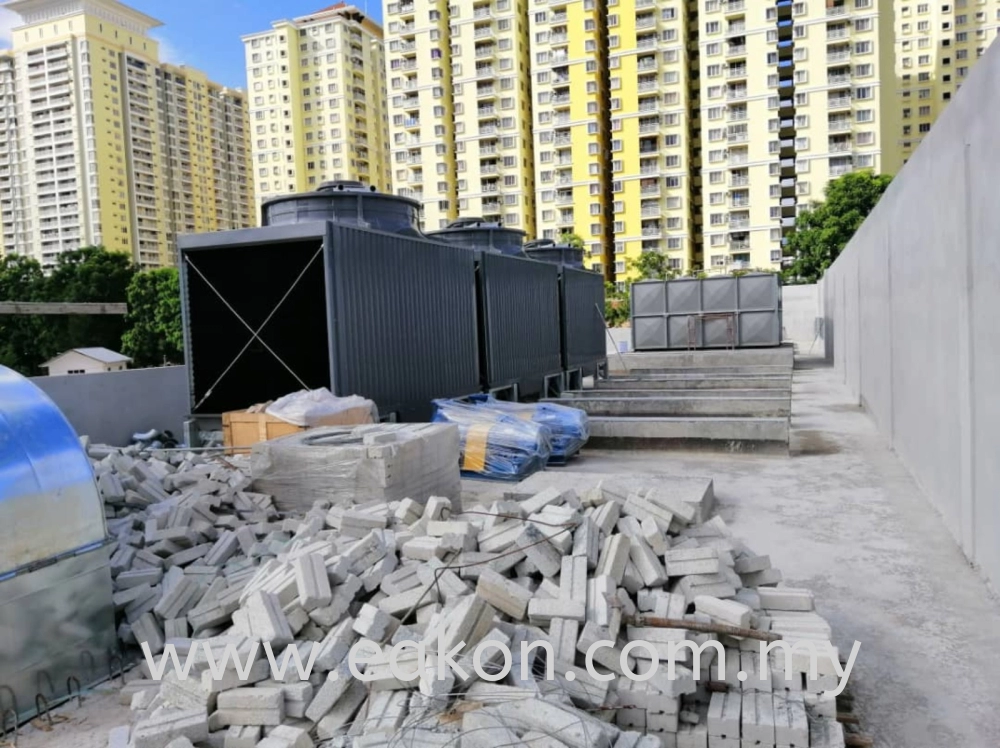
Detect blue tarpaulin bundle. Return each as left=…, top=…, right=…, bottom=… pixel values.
left=467, top=394, right=589, bottom=463
left=432, top=398, right=552, bottom=481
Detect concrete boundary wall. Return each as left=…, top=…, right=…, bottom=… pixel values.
left=31, top=366, right=188, bottom=446
left=821, top=42, right=1000, bottom=589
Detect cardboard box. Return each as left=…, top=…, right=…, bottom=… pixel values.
left=222, top=405, right=374, bottom=453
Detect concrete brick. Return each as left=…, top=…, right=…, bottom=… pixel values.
left=476, top=568, right=532, bottom=619
left=561, top=555, right=589, bottom=602
left=694, top=597, right=751, bottom=628
left=677, top=724, right=708, bottom=748
left=773, top=693, right=808, bottom=748
left=521, top=487, right=566, bottom=515
left=244, top=591, right=294, bottom=646
left=132, top=709, right=209, bottom=748
left=587, top=574, right=617, bottom=629
left=549, top=617, right=580, bottom=664
left=645, top=487, right=696, bottom=525
left=707, top=691, right=741, bottom=739
left=733, top=555, right=770, bottom=575
left=757, top=588, right=815, bottom=612
left=629, top=535, right=667, bottom=588
left=315, top=617, right=356, bottom=671
left=154, top=577, right=203, bottom=621
left=315, top=679, right=369, bottom=740
left=571, top=517, right=600, bottom=570
left=740, top=569, right=783, bottom=588
left=305, top=660, right=355, bottom=722
left=108, top=725, right=131, bottom=748
left=641, top=517, right=670, bottom=555
left=622, top=492, right=673, bottom=528
left=380, top=565, right=422, bottom=596
left=133, top=612, right=165, bottom=655
left=740, top=691, right=774, bottom=745
left=439, top=595, right=495, bottom=651
left=578, top=621, right=633, bottom=675
left=263, top=725, right=313, bottom=748
left=223, top=725, right=261, bottom=748
left=596, top=534, right=631, bottom=585
left=809, top=718, right=846, bottom=748
left=515, top=525, right=562, bottom=577
left=163, top=739, right=195, bottom=748
left=476, top=699, right=619, bottom=748
left=590, top=501, right=620, bottom=536
left=353, top=603, right=398, bottom=642
left=293, top=553, right=333, bottom=611
left=528, top=597, right=586, bottom=624
left=417, top=560, right=470, bottom=599
left=216, top=687, right=284, bottom=712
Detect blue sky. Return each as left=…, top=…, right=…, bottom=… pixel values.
left=0, top=0, right=384, bottom=89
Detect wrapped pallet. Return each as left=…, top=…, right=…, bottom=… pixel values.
left=249, top=422, right=461, bottom=512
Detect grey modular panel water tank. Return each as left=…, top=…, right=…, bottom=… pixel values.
left=560, top=266, right=607, bottom=376
left=179, top=221, right=481, bottom=421
left=261, top=180, right=423, bottom=236
left=477, top=251, right=563, bottom=397
left=522, top=239, right=586, bottom=269
left=631, top=273, right=783, bottom=350
left=426, top=217, right=527, bottom=256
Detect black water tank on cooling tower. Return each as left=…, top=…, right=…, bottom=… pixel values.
left=261, top=180, right=423, bottom=236
left=426, top=217, right=526, bottom=256
left=522, top=238, right=585, bottom=269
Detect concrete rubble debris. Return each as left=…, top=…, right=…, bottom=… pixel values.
left=90, top=443, right=849, bottom=748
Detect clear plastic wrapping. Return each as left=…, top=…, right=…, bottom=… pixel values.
left=250, top=423, right=461, bottom=512
left=432, top=399, right=552, bottom=481
left=467, top=394, right=589, bottom=463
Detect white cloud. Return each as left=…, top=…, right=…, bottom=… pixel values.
left=150, top=33, right=184, bottom=65
left=0, top=7, right=20, bottom=48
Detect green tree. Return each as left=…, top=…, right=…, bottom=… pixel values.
left=559, top=232, right=585, bottom=250
left=0, top=255, right=49, bottom=374
left=784, top=170, right=892, bottom=283
left=40, top=247, right=137, bottom=358
left=122, top=268, right=184, bottom=367
left=604, top=282, right=630, bottom=327
left=630, top=251, right=679, bottom=281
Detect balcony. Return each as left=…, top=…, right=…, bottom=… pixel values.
left=474, top=26, right=495, bottom=39
left=552, top=92, right=571, bottom=105
left=551, top=11, right=567, bottom=22
left=729, top=218, right=750, bottom=229
left=556, top=155, right=573, bottom=165
left=475, top=46, right=496, bottom=59
left=480, top=124, right=498, bottom=135
left=826, top=3, right=847, bottom=16
left=555, top=192, right=574, bottom=204
left=727, top=66, right=748, bottom=79
left=830, top=164, right=853, bottom=177
left=636, top=0, right=654, bottom=6
left=478, top=105, right=496, bottom=117
left=396, top=41, right=416, bottom=53
left=729, top=152, right=749, bottom=165
left=642, top=226, right=662, bottom=236
left=730, top=197, right=750, bottom=208
left=641, top=206, right=661, bottom=217
left=827, top=27, right=850, bottom=40
left=730, top=259, right=751, bottom=269
left=829, top=118, right=852, bottom=131
left=554, top=113, right=571, bottom=125
left=554, top=135, right=571, bottom=146
left=473, top=6, right=492, bottom=18
left=726, top=23, right=746, bottom=37
left=730, top=175, right=750, bottom=187
left=637, top=38, right=658, bottom=50
left=638, top=58, right=657, bottom=71
left=476, top=66, right=496, bottom=78
left=639, top=122, right=661, bottom=134
left=728, top=130, right=748, bottom=143
left=730, top=241, right=751, bottom=251
left=636, top=15, right=656, bottom=29
left=550, top=33, right=568, bottom=43
left=827, top=50, right=851, bottom=63
left=640, top=184, right=661, bottom=196
left=638, top=81, right=659, bottom=92
left=481, top=163, right=499, bottom=174
left=402, top=117, right=421, bottom=129
left=482, top=182, right=500, bottom=193
left=827, top=73, right=852, bottom=86
left=401, top=96, right=419, bottom=109
left=828, top=96, right=852, bottom=109
left=640, top=166, right=659, bottom=175
left=726, top=88, right=748, bottom=101
left=398, top=2, right=414, bottom=14
left=728, top=108, right=748, bottom=122
left=829, top=139, right=852, bottom=152
left=398, top=22, right=415, bottom=34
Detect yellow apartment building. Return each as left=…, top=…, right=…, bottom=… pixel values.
left=242, top=4, right=391, bottom=215
left=607, top=0, right=698, bottom=278
left=529, top=0, right=612, bottom=268
left=695, top=0, right=898, bottom=276
left=384, top=0, right=536, bottom=233
left=0, top=0, right=253, bottom=269
left=896, top=0, right=1000, bottom=159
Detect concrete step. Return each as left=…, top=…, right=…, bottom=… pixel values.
left=564, top=388, right=792, bottom=400
left=588, top=416, right=789, bottom=452
left=621, top=365, right=793, bottom=376
left=609, top=347, right=794, bottom=372
left=596, top=376, right=792, bottom=391
left=547, top=396, right=790, bottom=418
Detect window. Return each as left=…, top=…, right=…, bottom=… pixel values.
left=706, top=21, right=721, bottom=33
left=854, top=41, right=872, bottom=54
left=856, top=109, right=874, bottom=122
left=919, top=123, right=931, bottom=133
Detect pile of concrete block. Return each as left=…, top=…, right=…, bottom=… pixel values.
left=91, top=444, right=849, bottom=748
left=248, top=423, right=462, bottom=512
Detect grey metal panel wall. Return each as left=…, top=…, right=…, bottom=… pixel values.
left=631, top=273, right=782, bottom=350
left=479, top=252, right=562, bottom=395
left=560, top=268, right=607, bottom=373
left=327, top=224, right=480, bottom=421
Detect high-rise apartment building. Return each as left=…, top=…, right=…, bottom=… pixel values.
left=608, top=0, right=699, bottom=278
left=695, top=0, right=899, bottom=275
left=242, top=5, right=391, bottom=214
left=384, top=0, right=536, bottom=233
left=529, top=0, right=611, bottom=267
left=0, top=0, right=253, bottom=269
left=896, top=0, right=1000, bottom=158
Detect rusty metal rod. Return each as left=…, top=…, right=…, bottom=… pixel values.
left=626, top=614, right=783, bottom=643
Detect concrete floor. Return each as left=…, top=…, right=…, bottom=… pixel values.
left=20, top=358, right=1000, bottom=748
left=571, top=358, right=1000, bottom=748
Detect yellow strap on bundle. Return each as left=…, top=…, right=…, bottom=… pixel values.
left=462, top=423, right=493, bottom=472
left=516, top=410, right=535, bottom=421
